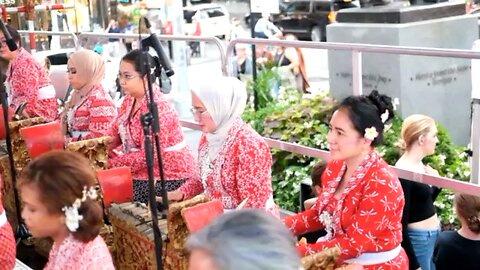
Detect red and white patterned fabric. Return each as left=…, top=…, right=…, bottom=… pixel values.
left=179, top=118, right=278, bottom=215
left=65, top=84, right=117, bottom=140
left=108, top=87, right=197, bottom=181
left=6, top=48, right=58, bottom=122
left=284, top=150, right=408, bottom=269
left=44, top=234, right=114, bottom=270
left=0, top=197, right=15, bottom=269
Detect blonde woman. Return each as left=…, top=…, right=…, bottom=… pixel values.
left=395, top=114, right=441, bottom=270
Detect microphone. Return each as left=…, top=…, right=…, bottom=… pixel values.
left=141, top=17, right=174, bottom=77
left=0, top=19, right=17, bottom=51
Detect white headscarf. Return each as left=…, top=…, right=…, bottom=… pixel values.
left=192, top=76, right=248, bottom=160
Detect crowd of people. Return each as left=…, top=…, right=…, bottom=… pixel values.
left=0, top=23, right=478, bottom=270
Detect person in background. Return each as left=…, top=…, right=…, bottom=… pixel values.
left=433, top=192, right=480, bottom=270
left=395, top=114, right=441, bottom=270
left=108, top=49, right=197, bottom=204
left=273, top=34, right=310, bottom=94
left=166, top=76, right=277, bottom=216
left=254, top=12, right=282, bottom=39
left=231, top=43, right=252, bottom=81
left=61, top=49, right=117, bottom=141
left=284, top=90, right=407, bottom=269
left=18, top=151, right=114, bottom=269
left=187, top=209, right=301, bottom=270
left=0, top=25, right=58, bottom=121
left=303, top=160, right=327, bottom=210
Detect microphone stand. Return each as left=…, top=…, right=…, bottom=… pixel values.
left=139, top=39, right=171, bottom=270
left=0, top=69, right=30, bottom=243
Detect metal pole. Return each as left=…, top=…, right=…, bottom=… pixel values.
left=352, top=50, right=362, bottom=96
left=471, top=99, right=480, bottom=184
left=166, top=0, right=190, bottom=119
left=249, top=12, right=258, bottom=110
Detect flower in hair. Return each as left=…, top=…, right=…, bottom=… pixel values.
left=393, top=98, right=400, bottom=111
left=62, top=186, right=98, bottom=232
left=380, top=110, right=389, bottom=123
left=364, top=127, right=378, bottom=141
left=63, top=204, right=83, bottom=232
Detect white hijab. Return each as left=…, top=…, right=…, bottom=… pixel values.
left=192, top=76, right=248, bottom=160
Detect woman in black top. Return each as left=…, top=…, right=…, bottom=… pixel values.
left=433, top=193, right=480, bottom=270
left=395, top=114, right=441, bottom=270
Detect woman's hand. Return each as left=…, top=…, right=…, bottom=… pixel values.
left=156, top=190, right=184, bottom=203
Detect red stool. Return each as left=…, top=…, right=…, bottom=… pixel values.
left=96, top=167, right=133, bottom=208
left=0, top=107, right=13, bottom=140
left=19, top=121, right=64, bottom=159
left=181, top=200, right=224, bottom=233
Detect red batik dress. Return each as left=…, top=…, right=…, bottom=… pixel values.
left=44, top=234, right=114, bottom=270
left=179, top=118, right=278, bottom=216
left=108, top=87, right=196, bottom=202
left=284, top=150, right=408, bottom=269
left=6, top=48, right=58, bottom=121
left=0, top=180, right=15, bottom=269
left=66, top=84, right=117, bottom=140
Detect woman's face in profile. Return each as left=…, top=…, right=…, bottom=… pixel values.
left=191, top=92, right=216, bottom=133
left=421, top=124, right=439, bottom=156
left=327, top=109, right=370, bottom=161
left=188, top=249, right=218, bottom=270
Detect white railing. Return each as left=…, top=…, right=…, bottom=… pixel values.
left=179, top=119, right=480, bottom=197
left=17, top=30, right=79, bottom=50
left=76, top=33, right=228, bottom=75
left=225, top=38, right=480, bottom=185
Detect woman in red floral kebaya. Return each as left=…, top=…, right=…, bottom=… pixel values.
left=108, top=49, right=197, bottom=203
left=284, top=91, right=408, bottom=269
left=166, top=76, right=277, bottom=216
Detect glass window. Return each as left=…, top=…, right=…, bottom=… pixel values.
left=206, top=8, right=225, bottom=18
left=286, top=2, right=310, bottom=12
left=314, top=2, right=333, bottom=12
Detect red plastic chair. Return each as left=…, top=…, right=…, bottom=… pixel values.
left=96, top=166, right=133, bottom=208
left=181, top=200, right=224, bottom=233
left=0, top=107, right=14, bottom=140
left=19, top=121, right=64, bottom=159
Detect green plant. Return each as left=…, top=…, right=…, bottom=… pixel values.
left=245, top=64, right=280, bottom=110
left=251, top=92, right=335, bottom=212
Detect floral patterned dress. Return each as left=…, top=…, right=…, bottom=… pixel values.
left=284, top=150, right=408, bottom=269
left=65, top=84, right=117, bottom=140
left=108, top=87, right=197, bottom=202
left=0, top=198, right=15, bottom=269
left=44, top=234, right=114, bottom=270
left=6, top=48, right=58, bottom=121
left=179, top=118, right=277, bottom=215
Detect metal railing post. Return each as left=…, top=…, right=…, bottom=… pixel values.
left=352, top=50, right=363, bottom=96
left=471, top=99, right=480, bottom=184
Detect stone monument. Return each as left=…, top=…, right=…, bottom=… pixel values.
left=327, top=2, right=478, bottom=145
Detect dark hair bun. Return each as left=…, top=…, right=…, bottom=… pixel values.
left=367, top=90, right=395, bottom=123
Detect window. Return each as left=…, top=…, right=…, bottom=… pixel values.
left=314, top=2, right=333, bottom=12
left=183, top=10, right=197, bottom=23
left=286, top=2, right=310, bottom=12
left=206, top=8, right=225, bottom=18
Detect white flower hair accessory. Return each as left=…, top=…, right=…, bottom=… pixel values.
left=393, top=98, right=400, bottom=111
left=380, top=110, right=389, bottom=123
left=62, top=186, right=98, bottom=232
left=364, top=127, right=378, bottom=141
